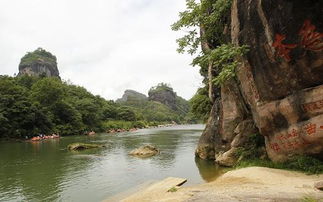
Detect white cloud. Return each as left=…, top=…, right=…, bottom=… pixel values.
left=0, top=0, right=203, bottom=100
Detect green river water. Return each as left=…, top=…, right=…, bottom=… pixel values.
left=0, top=124, right=224, bottom=202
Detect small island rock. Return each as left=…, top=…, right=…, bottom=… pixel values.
left=129, top=145, right=159, bottom=157
left=67, top=143, right=104, bottom=151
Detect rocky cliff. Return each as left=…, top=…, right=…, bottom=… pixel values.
left=148, top=83, right=190, bottom=114
left=196, top=0, right=323, bottom=165
left=18, top=48, right=60, bottom=79
left=116, top=90, right=147, bottom=103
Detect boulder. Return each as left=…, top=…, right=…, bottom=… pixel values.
left=315, top=181, right=323, bottom=191
left=215, top=147, right=238, bottom=167
left=129, top=145, right=159, bottom=158
left=67, top=143, right=104, bottom=151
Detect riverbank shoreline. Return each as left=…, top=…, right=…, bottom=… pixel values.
left=119, top=167, right=323, bottom=202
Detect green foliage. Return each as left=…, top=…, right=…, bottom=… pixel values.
left=301, top=195, right=319, bottom=202
left=0, top=76, right=136, bottom=138
left=234, top=133, right=323, bottom=175
left=116, top=106, right=137, bottom=121
left=147, top=83, right=189, bottom=118
left=0, top=76, right=185, bottom=139
left=236, top=156, right=323, bottom=175
left=120, top=99, right=182, bottom=123
left=103, top=120, right=147, bottom=130
left=189, top=87, right=211, bottom=122
left=210, top=44, right=249, bottom=85
left=167, top=187, right=178, bottom=192
left=20, top=48, right=57, bottom=67
left=148, top=83, right=174, bottom=95
left=171, top=0, right=232, bottom=54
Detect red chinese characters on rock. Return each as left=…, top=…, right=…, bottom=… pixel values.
left=277, top=128, right=298, bottom=141
left=272, top=34, right=297, bottom=62
left=272, top=20, right=323, bottom=62
left=270, top=122, right=320, bottom=153
left=303, top=123, right=316, bottom=136
left=302, top=99, right=323, bottom=112
left=299, top=20, right=323, bottom=51
left=269, top=143, right=281, bottom=152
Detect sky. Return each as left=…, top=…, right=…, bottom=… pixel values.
left=0, top=0, right=203, bottom=100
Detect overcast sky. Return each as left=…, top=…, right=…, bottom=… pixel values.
left=0, top=0, right=203, bottom=100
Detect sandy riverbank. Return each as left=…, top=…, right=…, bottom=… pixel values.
left=120, top=167, right=323, bottom=202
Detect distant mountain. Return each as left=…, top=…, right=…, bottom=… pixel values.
left=116, top=89, right=147, bottom=103
left=117, top=83, right=190, bottom=123
left=148, top=83, right=189, bottom=114
left=18, top=48, right=60, bottom=79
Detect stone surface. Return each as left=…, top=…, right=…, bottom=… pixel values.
left=196, top=0, right=323, bottom=164
left=18, top=48, right=60, bottom=79
left=120, top=177, right=187, bottom=202
left=148, top=84, right=189, bottom=113
left=129, top=145, right=159, bottom=158
left=314, top=181, right=323, bottom=191
left=116, top=90, right=148, bottom=103
left=117, top=167, right=323, bottom=202
left=195, top=101, right=220, bottom=160
left=215, top=147, right=238, bottom=167
left=67, top=143, right=104, bottom=151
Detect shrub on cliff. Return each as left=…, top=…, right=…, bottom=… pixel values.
left=20, top=48, right=57, bottom=67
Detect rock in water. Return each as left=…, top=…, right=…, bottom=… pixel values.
left=18, top=48, right=60, bottom=79
left=67, top=143, right=104, bottom=151
left=129, top=145, right=159, bottom=157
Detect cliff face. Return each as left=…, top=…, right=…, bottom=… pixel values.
left=148, top=83, right=190, bottom=114
left=196, top=0, right=323, bottom=165
left=18, top=48, right=60, bottom=79
left=116, top=90, right=148, bottom=103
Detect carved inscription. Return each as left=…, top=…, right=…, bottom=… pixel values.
left=302, top=99, right=323, bottom=112
left=272, top=20, right=323, bottom=62
left=269, top=122, right=322, bottom=152
left=299, top=20, right=323, bottom=51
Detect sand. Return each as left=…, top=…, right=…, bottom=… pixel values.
left=119, top=167, right=323, bottom=202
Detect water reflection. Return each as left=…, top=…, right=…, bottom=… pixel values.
left=194, top=157, right=226, bottom=182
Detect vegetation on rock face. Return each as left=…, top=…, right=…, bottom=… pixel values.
left=148, top=83, right=190, bottom=115
left=172, top=0, right=248, bottom=120
left=116, top=90, right=147, bottom=103
left=18, top=48, right=60, bottom=78
left=118, top=83, right=191, bottom=123
left=233, top=133, right=323, bottom=175
left=20, top=48, right=57, bottom=67
left=189, top=87, right=212, bottom=122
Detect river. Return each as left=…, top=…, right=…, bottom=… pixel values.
left=0, top=124, right=223, bottom=202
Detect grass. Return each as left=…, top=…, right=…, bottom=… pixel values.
left=167, top=187, right=178, bottom=192
left=233, top=133, right=323, bottom=175
left=301, top=195, right=320, bottom=202
left=235, top=155, right=323, bottom=175
left=102, top=120, right=169, bottom=130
